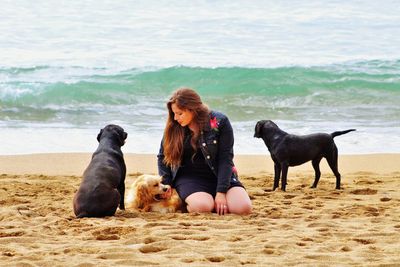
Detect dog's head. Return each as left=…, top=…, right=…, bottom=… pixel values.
left=97, top=124, right=128, bottom=146
left=128, top=175, right=170, bottom=209
left=254, top=120, right=275, bottom=138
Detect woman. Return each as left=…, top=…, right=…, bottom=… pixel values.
left=157, top=88, right=252, bottom=215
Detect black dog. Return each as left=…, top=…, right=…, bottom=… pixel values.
left=73, top=124, right=128, bottom=218
left=254, top=120, right=355, bottom=191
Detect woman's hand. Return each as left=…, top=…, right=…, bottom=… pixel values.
left=215, top=192, right=228, bottom=215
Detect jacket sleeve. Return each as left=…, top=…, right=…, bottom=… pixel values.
left=216, top=115, right=234, bottom=193
left=157, top=138, right=173, bottom=185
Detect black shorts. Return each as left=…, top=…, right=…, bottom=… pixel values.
left=174, top=178, right=245, bottom=201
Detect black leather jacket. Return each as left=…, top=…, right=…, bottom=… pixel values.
left=157, top=110, right=238, bottom=193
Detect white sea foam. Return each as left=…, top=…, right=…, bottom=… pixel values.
left=1, top=121, right=399, bottom=155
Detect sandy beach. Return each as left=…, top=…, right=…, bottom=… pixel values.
left=1, top=153, right=399, bottom=266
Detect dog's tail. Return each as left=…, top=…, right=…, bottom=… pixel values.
left=331, top=129, right=356, bottom=138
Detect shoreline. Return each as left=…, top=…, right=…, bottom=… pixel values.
left=1, top=153, right=399, bottom=176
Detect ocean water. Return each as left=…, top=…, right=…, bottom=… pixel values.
left=1, top=1, right=400, bottom=155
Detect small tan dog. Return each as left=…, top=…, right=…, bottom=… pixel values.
left=126, top=174, right=182, bottom=213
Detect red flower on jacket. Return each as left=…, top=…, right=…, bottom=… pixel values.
left=232, top=165, right=238, bottom=174
left=210, top=117, right=219, bottom=131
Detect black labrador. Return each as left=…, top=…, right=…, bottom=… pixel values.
left=254, top=120, right=355, bottom=191
left=73, top=124, right=128, bottom=218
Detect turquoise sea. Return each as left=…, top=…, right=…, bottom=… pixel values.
left=1, top=1, right=399, bottom=155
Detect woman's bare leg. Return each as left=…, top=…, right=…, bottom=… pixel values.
left=185, top=192, right=214, bottom=213
left=226, top=187, right=252, bottom=215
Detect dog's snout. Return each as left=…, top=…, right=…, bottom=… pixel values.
left=161, top=184, right=171, bottom=192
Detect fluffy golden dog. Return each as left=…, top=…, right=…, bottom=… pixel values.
left=126, top=174, right=182, bottom=213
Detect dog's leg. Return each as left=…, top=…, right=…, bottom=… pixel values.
left=118, top=176, right=125, bottom=210
left=311, top=157, right=322, bottom=188
left=273, top=162, right=281, bottom=191
left=119, top=164, right=126, bottom=210
left=281, top=163, right=289, bottom=191
left=326, top=145, right=341, bottom=189
left=101, top=189, right=120, bottom=217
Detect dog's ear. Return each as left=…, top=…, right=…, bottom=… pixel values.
left=119, top=131, right=128, bottom=146
left=160, top=175, right=168, bottom=185
left=113, top=128, right=127, bottom=146
left=254, top=121, right=265, bottom=138
left=97, top=128, right=104, bottom=142
left=135, top=181, right=152, bottom=209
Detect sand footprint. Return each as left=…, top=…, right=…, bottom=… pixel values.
left=354, top=178, right=383, bottom=185
left=263, top=245, right=281, bottom=255
left=350, top=188, right=377, bottom=195
left=363, top=206, right=380, bottom=217
left=94, top=234, right=119, bottom=240
left=380, top=197, right=391, bottom=202
left=169, top=234, right=209, bottom=241
left=191, top=236, right=210, bottom=241
left=143, top=236, right=160, bottom=244
left=206, top=256, right=225, bottom=262
left=170, top=235, right=187, bottom=240
left=92, top=226, right=136, bottom=240
left=178, top=221, right=206, bottom=227
left=264, top=207, right=282, bottom=218
left=143, top=222, right=173, bottom=228
left=139, top=244, right=168, bottom=253
left=304, top=254, right=333, bottom=261
left=0, top=231, right=25, bottom=238
left=341, top=246, right=352, bottom=252
left=229, top=236, right=243, bottom=242
left=252, top=191, right=269, bottom=196
left=1, top=250, right=16, bottom=257
left=301, top=205, right=315, bottom=210
left=178, top=222, right=192, bottom=227
left=353, top=238, right=375, bottom=245
left=181, top=258, right=196, bottom=263
left=240, top=259, right=257, bottom=265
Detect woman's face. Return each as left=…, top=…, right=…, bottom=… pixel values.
left=171, top=103, right=194, bottom=128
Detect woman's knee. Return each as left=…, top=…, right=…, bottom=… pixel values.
left=185, top=192, right=214, bottom=213
left=230, top=202, right=252, bottom=215
left=226, top=187, right=252, bottom=215
left=187, top=201, right=214, bottom=213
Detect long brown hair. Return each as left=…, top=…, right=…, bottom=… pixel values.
left=163, top=88, right=210, bottom=168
